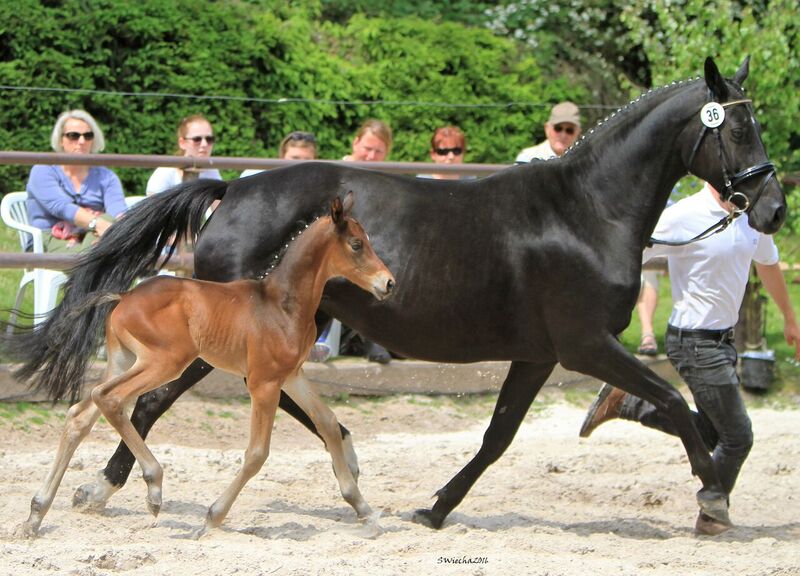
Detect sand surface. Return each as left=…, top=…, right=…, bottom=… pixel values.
left=1, top=390, right=798, bottom=575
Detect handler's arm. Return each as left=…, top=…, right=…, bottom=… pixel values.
left=755, top=262, right=800, bottom=359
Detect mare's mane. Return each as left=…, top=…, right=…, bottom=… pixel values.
left=563, top=76, right=704, bottom=156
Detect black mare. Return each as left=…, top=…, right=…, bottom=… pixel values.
left=12, top=57, right=784, bottom=530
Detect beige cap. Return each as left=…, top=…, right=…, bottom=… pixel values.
left=547, top=101, right=581, bottom=128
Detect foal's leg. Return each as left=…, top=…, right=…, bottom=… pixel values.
left=413, top=361, right=555, bottom=529
left=283, top=371, right=371, bottom=518
left=566, top=336, right=729, bottom=525
left=74, top=359, right=215, bottom=509
left=195, top=377, right=282, bottom=538
left=91, top=362, right=189, bottom=518
left=16, top=397, right=102, bottom=537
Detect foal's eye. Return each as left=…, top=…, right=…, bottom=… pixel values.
left=350, top=238, right=363, bottom=251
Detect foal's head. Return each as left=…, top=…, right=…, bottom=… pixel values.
left=325, top=192, right=395, bottom=301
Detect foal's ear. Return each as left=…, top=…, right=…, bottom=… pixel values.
left=704, top=57, right=728, bottom=101
left=330, top=196, right=347, bottom=231
left=342, top=190, right=355, bottom=216
left=732, top=55, right=750, bottom=87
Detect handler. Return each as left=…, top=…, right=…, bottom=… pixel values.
left=579, top=181, right=800, bottom=535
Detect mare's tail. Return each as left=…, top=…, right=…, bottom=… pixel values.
left=4, top=179, right=229, bottom=403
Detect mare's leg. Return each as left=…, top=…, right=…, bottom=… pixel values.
left=197, top=377, right=282, bottom=537
left=74, top=359, right=214, bottom=509
left=16, top=396, right=102, bottom=537
left=91, top=361, right=190, bottom=518
left=283, top=371, right=371, bottom=517
left=565, top=335, right=729, bottom=525
left=413, top=361, right=556, bottom=529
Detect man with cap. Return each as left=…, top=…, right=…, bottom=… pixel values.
left=516, top=101, right=582, bottom=162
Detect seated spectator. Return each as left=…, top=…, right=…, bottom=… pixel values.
left=417, top=125, right=475, bottom=180
left=146, top=114, right=222, bottom=194
left=342, top=118, right=391, bottom=162
left=241, top=131, right=317, bottom=178
left=516, top=101, right=582, bottom=162
left=337, top=119, right=394, bottom=363
left=25, top=109, right=128, bottom=251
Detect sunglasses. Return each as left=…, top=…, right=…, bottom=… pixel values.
left=434, top=147, right=463, bottom=156
left=286, top=131, right=316, bottom=143
left=185, top=135, right=216, bottom=144
left=63, top=131, right=95, bottom=141
left=553, top=124, right=576, bottom=135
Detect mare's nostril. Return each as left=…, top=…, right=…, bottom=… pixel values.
left=386, top=279, right=395, bottom=293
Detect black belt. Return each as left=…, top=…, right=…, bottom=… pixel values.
left=667, top=325, right=735, bottom=342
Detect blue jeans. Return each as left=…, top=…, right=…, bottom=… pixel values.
left=619, top=326, right=753, bottom=496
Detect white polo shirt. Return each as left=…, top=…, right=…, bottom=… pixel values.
left=644, top=185, right=779, bottom=330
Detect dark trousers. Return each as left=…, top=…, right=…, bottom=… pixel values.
left=619, top=326, right=753, bottom=496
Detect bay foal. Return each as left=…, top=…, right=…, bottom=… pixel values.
left=18, top=193, right=394, bottom=538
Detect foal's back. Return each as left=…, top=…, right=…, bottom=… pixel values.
left=108, top=275, right=306, bottom=378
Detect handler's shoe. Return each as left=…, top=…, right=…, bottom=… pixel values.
left=579, top=383, right=627, bottom=438
left=694, top=512, right=733, bottom=536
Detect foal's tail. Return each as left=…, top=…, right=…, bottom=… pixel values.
left=5, top=179, right=229, bottom=403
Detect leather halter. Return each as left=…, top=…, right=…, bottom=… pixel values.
left=650, top=95, right=776, bottom=247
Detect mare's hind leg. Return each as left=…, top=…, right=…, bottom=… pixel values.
left=91, top=361, right=190, bottom=519
left=565, top=336, right=729, bottom=525
left=74, top=359, right=214, bottom=509
left=196, top=377, right=282, bottom=538
left=413, top=361, right=555, bottom=529
left=283, top=371, right=371, bottom=518
left=16, top=397, right=102, bottom=537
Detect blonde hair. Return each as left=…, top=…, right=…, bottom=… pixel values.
left=354, top=119, right=392, bottom=152
left=50, top=109, right=106, bottom=153
left=175, top=114, right=213, bottom=155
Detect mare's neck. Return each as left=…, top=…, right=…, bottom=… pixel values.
left=571, top=84, right=703, bottom=247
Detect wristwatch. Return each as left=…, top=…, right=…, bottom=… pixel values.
left=87, top=218, right=97, bottom=232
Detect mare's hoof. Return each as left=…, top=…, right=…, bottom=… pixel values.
left=695, top=512, right=733, bottom=536
left=72, top=483, right=107, bottom=511
left=411, top=508, right=444, bottom=529
left=695, top=490, right=730, bottom=525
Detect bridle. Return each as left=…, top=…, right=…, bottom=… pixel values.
left=650, top=93, right=776, bottom=247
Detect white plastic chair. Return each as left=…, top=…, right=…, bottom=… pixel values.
left=1, top=192, right=68, bottom=326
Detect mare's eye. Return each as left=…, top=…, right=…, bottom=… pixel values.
left=350, top=238, right=363, bottom=251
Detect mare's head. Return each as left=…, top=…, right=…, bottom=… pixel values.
left=327, top=192, right=395, bottom=300
left=684, top=56, right=785, bottom=234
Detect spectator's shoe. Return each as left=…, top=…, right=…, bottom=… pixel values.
left=365, top=340, right=391, bottom=364
left=308, top=340, right=331, bottom=363
left=637, top=332, right=658, bottom=356
left=694, top=512, right=733, bottom=536
left=579, top=383, right=627, bottom=438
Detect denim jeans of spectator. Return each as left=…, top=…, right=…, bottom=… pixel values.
left=618, top=327, right=753, bottom=496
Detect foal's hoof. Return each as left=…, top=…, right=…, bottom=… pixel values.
left=695, top=512, right=733, bottom=536
left=14, top=521, right=39, bottom=539
left=411, top=508, right=445, bottom=529
left=72, top=483, right=107, bottom=511
left=146, top=496, right=161, bottom=518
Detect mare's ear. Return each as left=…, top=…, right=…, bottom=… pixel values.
left=342, top=190, right=355, bottom=216
left=704, top=57, right=729, bottom=101
left=732, top=55, right=750, bottom=86
left=330, top=196, right=347, bottom=231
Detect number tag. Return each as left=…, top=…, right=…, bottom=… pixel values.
left=701, top=102, right=725, bottom=128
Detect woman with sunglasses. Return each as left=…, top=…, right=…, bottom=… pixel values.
left=417, top=125, right=475, bottom=180
left=25, top=109, right=128, bottom=250
left=515, top=101, right=582, bottom=162
left=146, top=114, right=222, bottom=195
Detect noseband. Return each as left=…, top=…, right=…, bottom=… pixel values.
left=650, top=95, right=776, bottom=248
